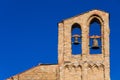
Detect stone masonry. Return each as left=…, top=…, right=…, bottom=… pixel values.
left=7, top=10, right=110, bottom=80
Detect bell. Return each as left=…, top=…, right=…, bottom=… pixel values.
left=72, top=34, right=80, bottom=45
left=91, top=38, right=99, bottom=49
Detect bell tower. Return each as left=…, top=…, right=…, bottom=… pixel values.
left=58, top=10, right=110, bottom=80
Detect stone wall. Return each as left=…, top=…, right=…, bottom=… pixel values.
left=7, top=64, right=58, bottom=80
left=58, top=10, right=110, bottom=80
left=7, top=10, right=110, bottom=80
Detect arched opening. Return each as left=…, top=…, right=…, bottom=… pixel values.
left=89, top=18, right=102, bottom=54
left=71, top=23, right=82, bottom=55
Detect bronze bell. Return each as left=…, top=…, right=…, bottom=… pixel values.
left=91, top=38, right=99, bottom=49
left=72, top=34, right=81, bottom=45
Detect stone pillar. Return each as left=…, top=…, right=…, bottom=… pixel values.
left=58, top=22, right=64, bottom=65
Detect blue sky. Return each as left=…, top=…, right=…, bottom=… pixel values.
left=0, top=0, right=120, bottom=80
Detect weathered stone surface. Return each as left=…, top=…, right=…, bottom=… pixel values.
left=7, top=64, right=58, bottom=80
left=7, top=9, right=110, bottom=80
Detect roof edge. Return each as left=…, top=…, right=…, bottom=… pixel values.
left=59, top=9, right=109, bottom=23
left=6, top=63, right=58, bottom=80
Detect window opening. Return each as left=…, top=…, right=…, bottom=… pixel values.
left=72, top=23, right=82, bottom=55
left=89, top=18, right=101, bottom=54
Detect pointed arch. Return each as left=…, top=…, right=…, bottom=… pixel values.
left=88, top=15, right=104, bottom=54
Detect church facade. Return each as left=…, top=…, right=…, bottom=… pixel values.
left=7, top=10, right=110, bottom=80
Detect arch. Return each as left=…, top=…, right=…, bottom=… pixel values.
left=71, top=23, right=82, bottom=55
left=98, top=64, right=104, bottom=70
left=87, top=14, right=104, bottom=26
left=88, top=64, right=93, bottom=69
left=93, top=64, right=99, bottom=69
left=77, top=64, right=82, bottom=68
left=64, top=65, right=69, bottom=69
left=88, top=15, right=103, bottom=54
left=71, top=64, right=76, bottom=68
left=71, top=23, right=81, bottom=29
